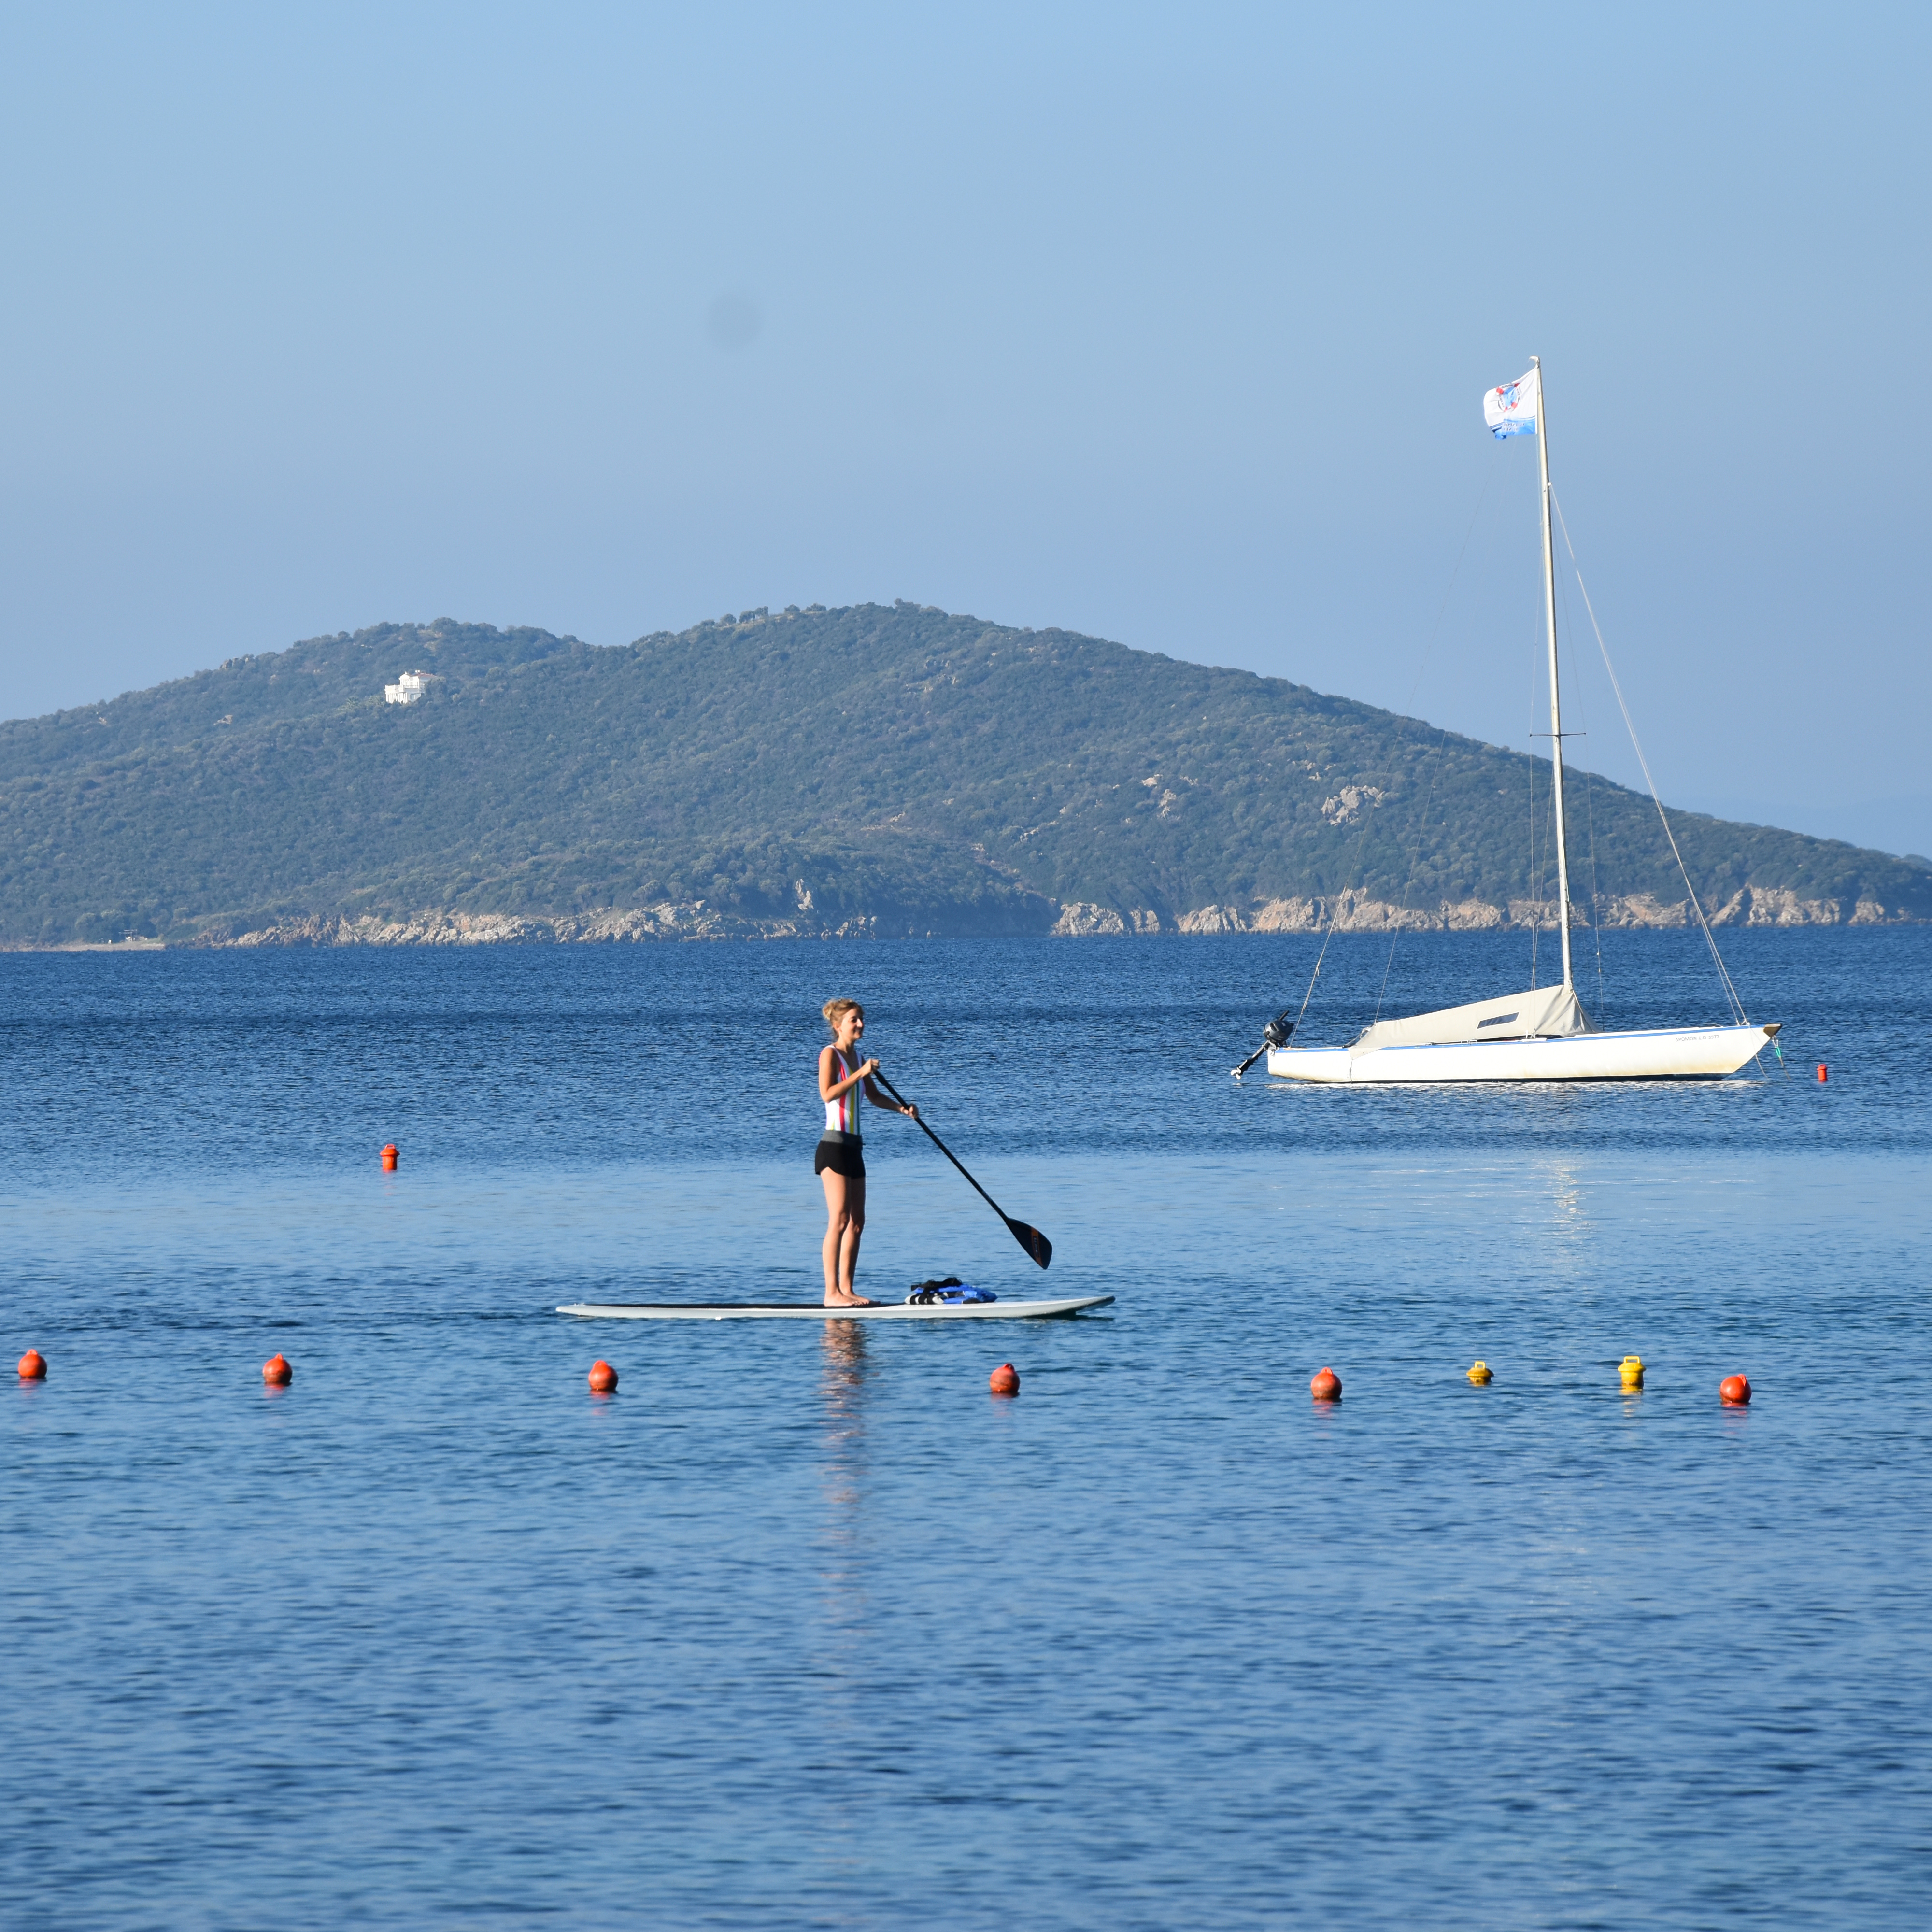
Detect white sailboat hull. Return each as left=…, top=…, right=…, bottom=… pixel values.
left=1266, top=1023, right=1778, bottom=1084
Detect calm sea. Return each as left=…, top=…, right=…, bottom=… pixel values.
left=4, top=929, right=1928, bottom=1929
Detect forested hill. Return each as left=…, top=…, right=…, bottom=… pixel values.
left=1, top=602, right=1926, bottom=945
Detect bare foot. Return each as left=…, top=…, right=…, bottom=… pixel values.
left=823, top=1293, right=876, bottom=1307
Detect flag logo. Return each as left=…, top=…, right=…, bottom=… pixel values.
left=1483, top=367, right=1539, bottom=439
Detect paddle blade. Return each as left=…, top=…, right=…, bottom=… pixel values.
left=1007, top=1218, right=1052, bottom=1269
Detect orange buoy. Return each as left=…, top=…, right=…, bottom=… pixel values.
left=1310, top=1366, right=1341, bottom=1401
left=588, top=1359, right=618, bottom=1394
left=1720, top=1373, right=1752, bottom=1406
left=1816, top=1064, right=1827, bottom=1083
left=18, top=1348, right=47, bottom=1380
left=262, top=1352, right=292, bottom=1386
left=988, top=1362, right=1020, bottom=1397
left=381, top=1142, right=399, bottom=1170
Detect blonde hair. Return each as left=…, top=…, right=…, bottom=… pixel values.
left=822, top=997, right=864, bottom=1032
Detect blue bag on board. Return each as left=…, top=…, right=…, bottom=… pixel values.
left=905, top=1277, right=998, bottom=1306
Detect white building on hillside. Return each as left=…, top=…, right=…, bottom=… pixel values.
left=384, top=670, right=435, bottom=705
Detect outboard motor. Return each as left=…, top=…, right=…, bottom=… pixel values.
left=1231, top=1009, right=1295, bottom=1080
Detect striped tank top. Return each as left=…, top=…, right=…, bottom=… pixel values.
left=823, top=1045, right=865, bottom=1137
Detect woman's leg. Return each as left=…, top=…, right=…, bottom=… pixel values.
left=821, top=1168, right=849, bottom=1300
left=820, top=1168, right=869, bottom=1305
left=839, top=1176, right=866, bottom=1299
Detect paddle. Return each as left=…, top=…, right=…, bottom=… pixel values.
left=870, top=1069, right=1052, bottom=1270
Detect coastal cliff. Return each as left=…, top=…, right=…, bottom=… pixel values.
left=3, top=604, right=1926, bottom=945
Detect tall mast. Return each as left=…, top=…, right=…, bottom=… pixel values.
left=1534, top=355, right=1574, bottom=990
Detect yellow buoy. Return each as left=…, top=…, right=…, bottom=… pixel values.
left=1468, top=1360, right=1493, bottom=1384
left=1619, top=1354, right=1645, bottom=1389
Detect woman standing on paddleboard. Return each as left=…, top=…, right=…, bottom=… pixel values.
left=817, top=999, right=916, bottom=1307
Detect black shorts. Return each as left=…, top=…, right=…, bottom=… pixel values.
left=814, top=1137, right=866, bottom=1179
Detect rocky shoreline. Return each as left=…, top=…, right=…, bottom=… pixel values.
left=1134, top=885, right=1904, bottom=935
left=1, top=882, right=1905, bottom=951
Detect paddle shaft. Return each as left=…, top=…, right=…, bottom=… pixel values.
left=869, top=1070, right=1051, bottom=1268
left=869, top=1070, right=1007, bottom=1220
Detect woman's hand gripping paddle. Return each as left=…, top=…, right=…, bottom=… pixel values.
left=871, top=1070, right=1052, bottom=1269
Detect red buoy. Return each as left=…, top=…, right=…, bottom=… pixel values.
left=1720, top=1373, right=1752, bottom=1406
left=381, top=1142, right=399, bottom=1170
left=1817, top=1065, right=1827, bottom=1083
left=1310, top=1366, right=1342, bottom=1401
left=262, top=1353, right=292, bottom=1386
left=988, top=1362, right=1020, bottom=1397
left=18, top=1348, right=47, bottom=1380
left=588, top=1360, right=618, bottom=1394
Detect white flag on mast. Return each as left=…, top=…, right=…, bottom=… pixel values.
left=1483, top=367, right=1539, bottom=438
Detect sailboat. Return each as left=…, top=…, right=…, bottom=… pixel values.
left=1266, top=360, right=1781, bottom=1084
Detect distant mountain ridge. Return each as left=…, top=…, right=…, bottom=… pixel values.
left=1, top=602, right=1926, bottom=945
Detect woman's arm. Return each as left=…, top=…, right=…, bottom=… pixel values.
left=862, top=1076, right=916, bottom=1119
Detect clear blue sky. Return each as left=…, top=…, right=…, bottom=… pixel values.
left=3, top=2, right=1926, bottom=856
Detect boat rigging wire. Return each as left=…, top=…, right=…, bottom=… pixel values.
left=1550, top=492, right=1750, bottom=1027
left=1295, top=466, right=1495, bottom=1037
left=1581, top=754, right=1608, bottom=1022
left=1554, top=544, right=1611, bottom=1022
left=1527, top=552, right=1545, bottom=990
left=1371, top=739, right=1448, bottom=1028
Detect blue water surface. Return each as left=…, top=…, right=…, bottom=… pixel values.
left=3, top=929, right=1928, bottom=1929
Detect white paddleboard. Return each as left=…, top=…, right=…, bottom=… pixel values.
left=555, top=1294, right=1114, bottom=1321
